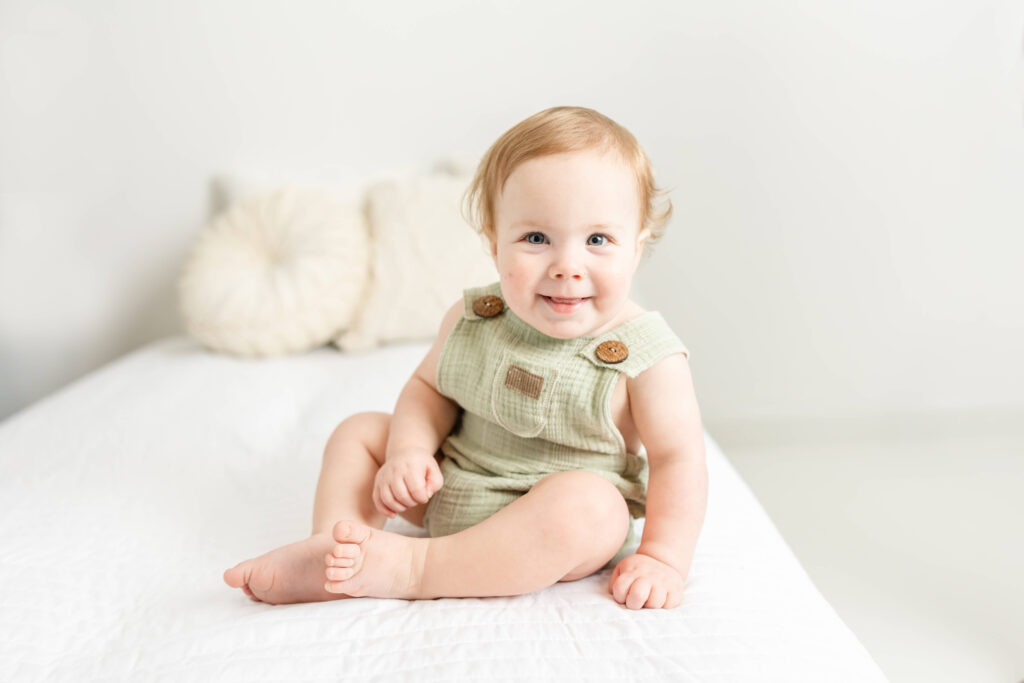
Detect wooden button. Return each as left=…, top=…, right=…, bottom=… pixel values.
left=595, top=340, right=629, bottom=364
left=472, top=295, right=504, bottom=318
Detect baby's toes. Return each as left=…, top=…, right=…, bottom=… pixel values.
left=330, top=541, right=361, bottom=563
left=325, top=554, right=355, bottom=568
left=325, top=564, right=357, bottom=582
left=332, top=520, right=372, bottom=545
left=325, top=543, right=362, bottom=581
left=325, top=521, right=374, bottom=592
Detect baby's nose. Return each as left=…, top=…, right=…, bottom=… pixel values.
left=549, top=245, right=587, bottom=280
left=549, top=261, right=586, bottom=280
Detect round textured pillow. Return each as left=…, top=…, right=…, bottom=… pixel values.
left=178, top=187, right=370, bottom=357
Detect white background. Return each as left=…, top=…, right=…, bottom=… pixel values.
left=2, top=0, right=1021, bottom=428
left=4, top=0, right=1019, bottom=428
left=2, top=2, right=1023, bottom=680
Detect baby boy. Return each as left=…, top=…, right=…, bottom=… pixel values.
left=224, top=106, right=708, bottom=610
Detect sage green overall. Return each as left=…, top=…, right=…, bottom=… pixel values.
left=422, top=282, right=689, bottom=565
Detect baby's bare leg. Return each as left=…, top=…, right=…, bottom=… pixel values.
left=324, top=470, right=630, bottom=599
left=312, top=412, right=391, bottom=533
left=224, top=411, right=419, bottom=604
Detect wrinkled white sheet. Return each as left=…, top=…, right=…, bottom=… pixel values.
left=0, top=337, right=887, bottom=682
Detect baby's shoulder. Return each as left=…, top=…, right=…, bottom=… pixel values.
left=437, top=298, right=465, bottom=344
left=605, top=303, right=687, bottom=370
left=623, top=348, right=692, bottom=418
left=410, top=298, right=465, bottom=392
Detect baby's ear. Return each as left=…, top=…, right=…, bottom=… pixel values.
left=633, top=228, right=652, bottom=266
left=636, top=227, right=651, bottom=250
left=637, top=227, right=651, bottom=247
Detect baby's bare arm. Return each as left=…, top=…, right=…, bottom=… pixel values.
left=386, top=300, right=463, bottom=458
left=630, top=353, right=707, bottom=574
left=373, top=300, right=464, bottom=517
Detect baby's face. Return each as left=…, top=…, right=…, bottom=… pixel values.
left=490, top=148, right=648, bottom=339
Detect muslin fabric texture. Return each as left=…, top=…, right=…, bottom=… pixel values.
left=424, top=282, right=689, bottom=562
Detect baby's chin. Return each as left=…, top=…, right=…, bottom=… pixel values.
left=527, top=312, right=610, bottom=340
left=536, top=325, right=585, bottom=340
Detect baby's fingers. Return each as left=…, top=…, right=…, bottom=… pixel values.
left=645, top=584, right=668, bottom=610
left=625, top=577, right=652, bottom=611
left=372, top=485, right=395, bottom=518
left=610, top=571, right=635, bottom=605
left=390, top=477, right=419, bottom=508
left=425, top=459, right=444, bottom=496
left=611, top=571, right=652, bottom=610
left=377, top=485, right=404, bottom=517
left=402, top=472, right=431, bottom=505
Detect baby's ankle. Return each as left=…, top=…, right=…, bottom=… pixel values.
left=406, top=537, right=432, bottom=599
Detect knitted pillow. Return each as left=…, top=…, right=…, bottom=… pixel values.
left=333, top=171, right=498, bottom=351
left=178, top=187, right=369, bottom=357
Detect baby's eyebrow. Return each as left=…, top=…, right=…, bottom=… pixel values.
left=510, top=220, right=623, bottom=231
left=510, top=220, right=550, bottom=230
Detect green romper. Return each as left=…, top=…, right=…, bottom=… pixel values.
left=423, top=282, right=689, bottom=564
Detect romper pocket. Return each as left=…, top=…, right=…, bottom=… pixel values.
left=490, top=350, right=559, bottom=438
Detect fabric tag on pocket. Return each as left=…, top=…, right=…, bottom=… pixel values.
left=504, top=364, right=544, bottom=400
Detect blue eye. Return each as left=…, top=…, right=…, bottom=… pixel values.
left=587, top=234, right=608, bottom=246
left=525, top=232, right=547, bottom=245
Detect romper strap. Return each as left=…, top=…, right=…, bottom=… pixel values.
left=578, top=312, right=689, bottom=378
left=462, top=282, right=505, bottom=320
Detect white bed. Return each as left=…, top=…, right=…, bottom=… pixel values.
left=0, top=337, right=888, bottom=682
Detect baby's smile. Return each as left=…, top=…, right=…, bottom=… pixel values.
left=542, top=295, right=591, bottom=314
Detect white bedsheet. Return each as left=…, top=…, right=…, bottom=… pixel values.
left=0, top=337, right=887, bottom=682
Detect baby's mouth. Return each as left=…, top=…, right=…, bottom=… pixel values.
left=542, top=295, right=590, bottom=313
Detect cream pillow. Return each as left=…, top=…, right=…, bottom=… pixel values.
left=334, top=172, right=498, bottom=351
left=179, top=187, right=370, bottom=357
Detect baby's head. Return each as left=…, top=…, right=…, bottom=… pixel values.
left=463, top=106, right=672, bottom=256
left=463, top=106, right=672, bottom=339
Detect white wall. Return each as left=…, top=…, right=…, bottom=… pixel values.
left=2, top=0, right=1022, bottom=433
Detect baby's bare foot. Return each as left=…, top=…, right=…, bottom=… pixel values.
left=324, top=520, right=429, bottom=599
left=223, top=532, right=349, bottom=605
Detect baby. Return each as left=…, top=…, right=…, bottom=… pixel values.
left=223, top=106, right=708, bottom=610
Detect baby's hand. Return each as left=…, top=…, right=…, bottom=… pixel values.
left=372, top=452, right=444, bottom=519
left=609, top=552, right=685, bottom=610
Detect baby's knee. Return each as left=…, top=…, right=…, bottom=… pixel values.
left=325, top=411, right=390, bottom=456
left=331, top=411, right=388, bottom=437
left=535, top=471, right=629, bottom=538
